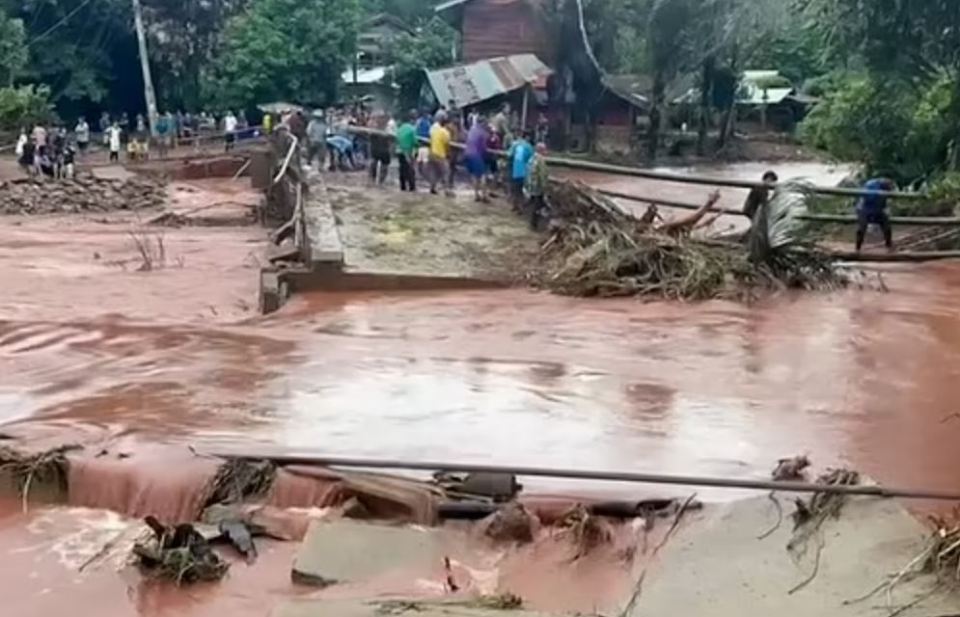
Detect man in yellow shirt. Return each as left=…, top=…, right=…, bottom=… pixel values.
left=429, top=115, right=452, bottom=196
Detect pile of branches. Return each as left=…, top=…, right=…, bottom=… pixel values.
left=534, top=180, right=845, bottom=301
left=846, top=510, right=960, bottom=612
left=133, top=516, right=229, bottom=584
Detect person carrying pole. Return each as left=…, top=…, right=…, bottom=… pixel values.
left=395, top=110, right=418, bottom=192
left=429, top=113, right=453, bottom=196
left=855, top=178, right=895, bottom=253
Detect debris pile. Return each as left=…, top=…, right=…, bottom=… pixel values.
left=482, top=501, right=537, bottom=544
left=558, top=503, right=614, bottom=559
left=533, top=179, right=845, bottom=300
left=202, top=458, right=276, bottom=509
left=0, top=175, right=166, bottom=215
left=133, top=516, right=229, bottom=584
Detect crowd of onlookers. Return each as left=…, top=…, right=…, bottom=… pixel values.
left=15, top=123, right=81, bottom=179
left=13, top=109, right=257, bottom=176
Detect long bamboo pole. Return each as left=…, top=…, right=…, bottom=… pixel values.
left=209, top=451, right=960, bottom=501
left=596, top=187, right=960, bottom=227
left=344, top=125, right=923, bottom=201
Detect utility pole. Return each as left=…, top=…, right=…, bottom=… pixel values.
left=131, top=0, right=158, bottom=137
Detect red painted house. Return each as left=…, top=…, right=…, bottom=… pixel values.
left=435, top=0, right=555, bottom=66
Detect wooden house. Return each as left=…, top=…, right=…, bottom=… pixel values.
left=435, top=0, right=554, bottom=65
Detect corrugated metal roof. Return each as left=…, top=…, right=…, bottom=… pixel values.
left=340, top=66, right=390, bottom=84
left=425, top=54, right=552, bottom=108
left=739, top=69, right=794, bottom=105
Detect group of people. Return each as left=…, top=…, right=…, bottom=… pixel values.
left=300, top=102, right=552, bottom=229
left=15, top=123, right=79, bottom=179
left=743, top=170, right=897, bottom=254
left=98, top=109, right=250, bottom=159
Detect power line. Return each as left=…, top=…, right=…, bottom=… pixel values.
left=27, top=0, right=97, bottom=47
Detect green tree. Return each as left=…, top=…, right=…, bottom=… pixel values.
left=208, top=0, right=361, bottom=109
left=143, top=0, right=247, bottom=110
left=799, top=0, right=960, bottom=178
left=646, top=0, right=694, bottom=158
left=0, top=12, right=26, bottom=86
left=0, top=84, right=54, bottom=129
left=388, top=17, right=455, bottom=110
left=8, top=0, right=133, bottom=104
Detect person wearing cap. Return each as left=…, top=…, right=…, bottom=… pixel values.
left=856, top=177, right=896, bottom=252
left=306, top=109, right=328, bottom=171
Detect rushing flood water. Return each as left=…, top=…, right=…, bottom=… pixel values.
left=3, top=159, right=960, bottom=616
left=1, top=159, right=956, bottom=503
left=4, top=265, right=960, bottom=502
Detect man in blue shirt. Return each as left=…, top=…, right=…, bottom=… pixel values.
left=856, top=177, right=895, bottom=252
left=415, top=109, right=433, bottom=179
left=508, top=130, right=534, bottom=211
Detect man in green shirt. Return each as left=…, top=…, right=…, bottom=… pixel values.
left=395, top=110, right=418, bottom=192
left=525, top=142, right=550, bottom=230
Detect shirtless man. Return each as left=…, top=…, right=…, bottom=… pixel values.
left=642, top=191, right=723, bottom=237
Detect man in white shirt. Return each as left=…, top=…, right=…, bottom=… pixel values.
left=107, top=122, right=122, bottom=163
left=75, top=118, right=91, bottom=157
left=224, top=110, right=238, bottom=151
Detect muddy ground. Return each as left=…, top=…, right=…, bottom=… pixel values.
left=327, top=173, right=540, bottom=281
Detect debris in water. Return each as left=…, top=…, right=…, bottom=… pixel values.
left=532, top=179, right=845, bottom=300
left=482, top=501, right=537, bottom=544
left=843, top=512, right=960, bottom=612
left=466, top=592, right=524, bottom=610
left=0, top=444, right=79, bottom=512
left=790, top=468, right=860, bottom=539
left=203, top=458, right=276, bottom=509
left=133, top=515, right=229, bottom=584
left=558, top=503, right=613, bottom=560
left=772, top=455, right=811, bottom=481
left=443, top=556, right=459, bottom=592
left=216, top=518, right=258, bottom=561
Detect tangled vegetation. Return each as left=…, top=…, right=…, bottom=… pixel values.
left=533, top=180, right=845, bottom=301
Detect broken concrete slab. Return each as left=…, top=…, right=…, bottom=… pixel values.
left=291, top=520, right=444, bottom=587
left=632, top=495, right=960, bottom=616
left=302, top=176, right=344, bottom=265
left=273, top=598, right=553, bottom=617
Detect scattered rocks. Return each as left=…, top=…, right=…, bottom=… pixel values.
left=0, top=174, right=166, bottom=215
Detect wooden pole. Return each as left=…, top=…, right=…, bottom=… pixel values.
left=521, top=87, right=529, bottom=132
left=131, top=0, right=159, bottom=137
left=597, top=187, right=960, bottom=227
left=822, top=249, right=960, bottom=262
left=208, top=450, right=960, bottom=501
left=342, top=125, right=924, bottom=201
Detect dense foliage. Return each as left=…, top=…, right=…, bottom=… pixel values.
left=0, top=84, right=54, bottom=129
left=206, top=0, right=361, bottom=109
left=388, top=17, right=457, bottom=111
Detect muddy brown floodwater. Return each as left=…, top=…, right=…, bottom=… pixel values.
left=4, top=263, right=960, bottom=503
left=2, top=159, right=960, bottom=616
